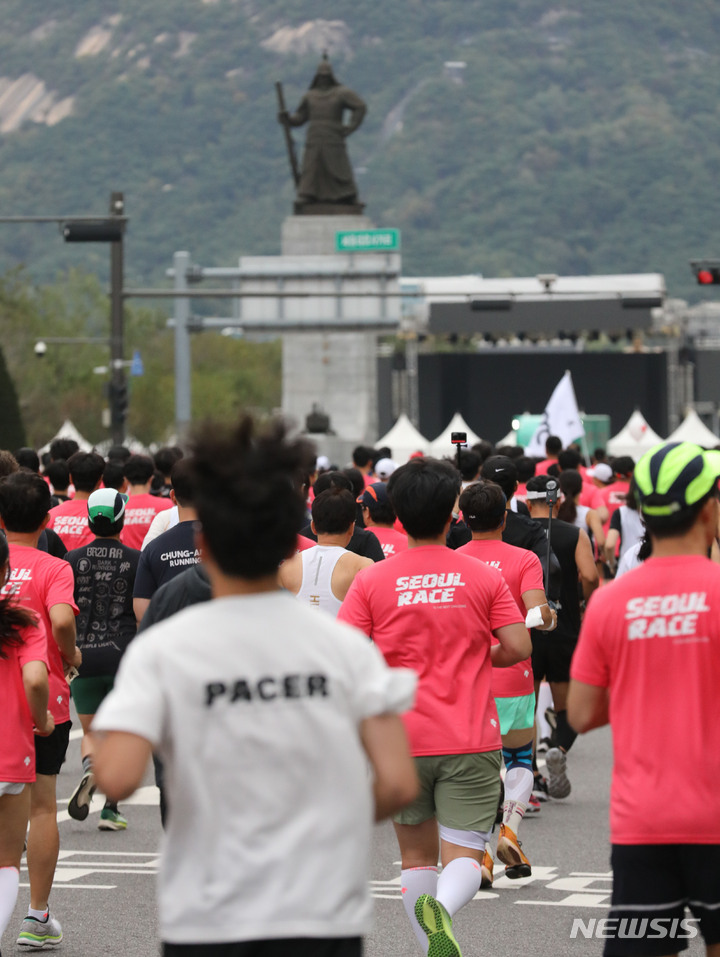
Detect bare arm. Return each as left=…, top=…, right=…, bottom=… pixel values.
left=576, top=529, right=600, bottom=600
left=491, top=622, right=532, bottom=668
left=521, top=588, right=556, bottom=631
left=360, top=713, right=418, bottom=822
left=333, top=554, right=373, bottom=603
left=22, top=660, right=54, bottom=735
left=277, top=553, right=303, bottom=596
left=585, top=508, right=606, bottom=551
left=49, top=602, right=80, bottom=669
left=133, top=597, right=150, bottom=626
left=603, top=528, right=620, bottom=566
left=92, top=731, right=153, bottom=803
left=567, top=679, right=609, bottom=733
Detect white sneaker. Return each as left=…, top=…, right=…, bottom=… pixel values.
left=17, top=912, right=63, bottom=948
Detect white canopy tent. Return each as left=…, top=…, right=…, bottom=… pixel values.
left=375, top=414, right=430, bottom=464
left=495, top=429, right=518, bottom=448
left=666, top=409, right=719, bottom=448
left=606, top=410, right=663, bottom=460
left=38, top=419, right=93, bottom=455
left=428, top=413, right=482, bottom=457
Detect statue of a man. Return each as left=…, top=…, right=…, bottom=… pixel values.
left=278, top=57, right=367, bottom=208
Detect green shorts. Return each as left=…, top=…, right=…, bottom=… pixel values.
left=71, top=675, right=115, bottom=715
left=393, top=750, right=502, bottom=831
left=495, top=693, right=536, bottom=736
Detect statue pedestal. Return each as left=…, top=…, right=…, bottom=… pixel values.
left=280, top=215, right=395, bottom=463
left=293, top=202, right=366, bottom=216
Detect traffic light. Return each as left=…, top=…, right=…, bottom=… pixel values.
left=109, top=379, right=128, bottom=426
left=62, top=221, right=123, bottom=243
left=691, top=261, right=720, bottom=285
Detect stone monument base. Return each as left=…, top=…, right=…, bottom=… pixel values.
left=293, top=202, right=366, bottom=216
left=281, top=214, right=389, bottom=462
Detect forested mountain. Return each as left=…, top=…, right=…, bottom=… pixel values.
left=0, top=1, right=718, bottom=302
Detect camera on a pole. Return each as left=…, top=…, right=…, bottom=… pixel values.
left=545, top=478, right=559, bottom=507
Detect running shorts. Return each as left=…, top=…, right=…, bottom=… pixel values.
left=495, top=693, right=536, bottom=735
left=71, top=675, right=115, bottom=715
left=531, top=630, right=577, bottom=684
left=393, top=750, right=502, bottom=831
left=35, top=720, right=71, bottom=776
left=163, top=937, right=362, bottom=956
left=604, top=844, right=720, bottom=956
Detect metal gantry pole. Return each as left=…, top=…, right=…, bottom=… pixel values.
left=173, top=251, right=192, bottom=440
left=109, top=191, right=126, bottom=446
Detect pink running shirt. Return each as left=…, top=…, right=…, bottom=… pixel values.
left=369, top=526, right=409, bottom=560
left=338, top=544, right=523, bottom=756
left=120, top=494, right=174, bottom=550
left=457, top=540, right=543, bottom=697
left=571, top=554, right=720, bottom=845
left=47, top=498, right=95, bottom=550
left=0, top=619, right=48, bottom=781
left=3, top=544, right=78, bottom=724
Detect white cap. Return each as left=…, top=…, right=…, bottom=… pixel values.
left=587, top=463, right=613, bottom=483
left=316, top=455, right=330, bottom=471
left=375, top=457, right=398, bottom=480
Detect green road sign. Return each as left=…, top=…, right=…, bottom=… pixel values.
left=336, top=228, right=401, bottom=253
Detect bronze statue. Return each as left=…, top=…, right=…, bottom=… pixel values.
left=277, top=57, right=367, bottom=212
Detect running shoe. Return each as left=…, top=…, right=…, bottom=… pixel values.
left=67, top=771, right=96, bottom=821
left=17, top=913, right=63, bottom=948
left=532, top=772, right=550, bottom=801
left=496, top=824, right=531, bottom=879
left=526, top=794, right=541, bottom=814
left=98, top=806, right=127, bottom=831
left=545, top=747, right=571, bottom=799
left=480, top=848, right=493, bottom=889
left=415, top=894, right=462, bottom=957
left=544, top=706, right=557, bottom=731
left=536, top=736, right=552, bottom=754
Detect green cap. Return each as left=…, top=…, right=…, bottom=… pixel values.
left=634, top=442, right=720, bottom=516
left=87, top=488, right=129, bottom=524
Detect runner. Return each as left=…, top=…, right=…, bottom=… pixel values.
left=46, top=451, right=106, bottom=551
left=92, top=415, right=419, bottom=957
left=133, top=459, right=199, bottom=624
left=65, top=488, right=140, bottom=831
left=120, top=455, right=174, bottom=550
left=534, top=436, right=562, bottom=476
left=524, top=474, right=599, bottom=799
left=300, top=471, right=384, bottom=562
left=357, top=482, right=408, bottom=558
left=0, top=534, right=54, bottom=952
left=457, top=480, right=556, bottom=886
left=339, top=456, right=531, bottom=957
left=569, top=441, right=720, bottom=957
left=279, top=487, right=373, bottom=616
left=0, top=471, right=80, bottom=949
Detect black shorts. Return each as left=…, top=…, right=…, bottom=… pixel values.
left=531, top=630, right=577, bottom=684
left=163, top=938, right=362, bottom=957
left=35, top=720, right=72, bottom=777
left=605, top=844, right=720, bottom=956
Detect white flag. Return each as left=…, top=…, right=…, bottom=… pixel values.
left=525, top=371, right=585, bottom=457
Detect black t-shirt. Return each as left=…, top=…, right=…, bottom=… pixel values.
left=138, top=564, right=212, bottom=633
left=133, top=521, right=200, bottom=600
left=66, top=538, right=140, bottom=677
left=534, top=516, right=582, bottom=639
left=299, top=523, right=384, bottom=562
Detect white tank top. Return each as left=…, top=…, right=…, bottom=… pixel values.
left=296, top=545, right=347, bottom=617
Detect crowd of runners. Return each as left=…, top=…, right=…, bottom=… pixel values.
left=0, top=423, right=718, bottom=957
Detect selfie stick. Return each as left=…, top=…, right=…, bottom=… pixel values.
left=544, top=478, right=559, bottom=589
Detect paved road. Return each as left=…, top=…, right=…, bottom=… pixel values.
left=5, top=717, right=707, bottom=956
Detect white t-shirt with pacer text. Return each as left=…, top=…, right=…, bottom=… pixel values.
left=93, top=591, right=416, bottom=945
